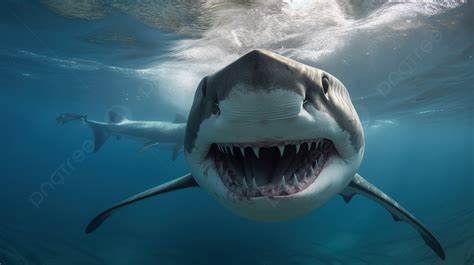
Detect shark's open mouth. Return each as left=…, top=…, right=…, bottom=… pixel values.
left=211, top=139, right=337, bottom=198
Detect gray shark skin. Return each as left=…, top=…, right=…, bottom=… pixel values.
left=84, top=50, right=445, bottom=260
left=57, top=111, right=186, bottom=160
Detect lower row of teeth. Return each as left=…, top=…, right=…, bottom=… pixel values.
left=219, top=155, right=325, bottom=197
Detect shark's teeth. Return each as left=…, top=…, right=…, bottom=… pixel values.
left=251, top=177, right=258, bottom=189
left=292, top=174, right=299, bottom=186
left=214, top=139, right=333, bottom=198
left=242, top=177, right=249, bottom=190
left=318, top=155, right=324, bottom=165
left=239, top=146, right=245, bottom=157
left=252, top=147, right=259, bottom=158
left=279, top=176, right=286, bottom=190
left=278, top=146, right=285, bottom=157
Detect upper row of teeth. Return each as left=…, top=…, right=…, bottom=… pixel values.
left=216, top=139, right=325, bottom=158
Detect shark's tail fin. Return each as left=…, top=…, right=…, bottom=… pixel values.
left=57, top=113, right=110, bottom=152
left=86, top=121, right=110, bottom=152
left=56, top=113, right=88, bottom=125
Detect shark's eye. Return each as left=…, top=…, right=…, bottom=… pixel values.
left=212, top=95, right=220, bottom=114
left=322, top=76, right=329, bottom=94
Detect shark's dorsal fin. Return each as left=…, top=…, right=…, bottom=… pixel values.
left=340, top=173, right=446, bottom=260
left=85, top=173, right=198, bottom=234
left=108, top=111, right=128, bottom=123
left=173, top=114, right=187, bottom=123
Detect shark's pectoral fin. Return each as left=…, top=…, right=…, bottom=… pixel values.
left=172, top=143, right=183, bottom=161
left=139, top=141, right=160, bottom=153
left=85, top=173, right=198, bottom=234
left=340, top=173, right=445, bottom=260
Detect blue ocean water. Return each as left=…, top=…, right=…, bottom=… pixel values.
left=1, top=1, right=473, bottom=264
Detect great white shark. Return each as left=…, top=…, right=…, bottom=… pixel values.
left=56, top=111, right=186, bottom=160
left=84, top=49, right=445, bottom=260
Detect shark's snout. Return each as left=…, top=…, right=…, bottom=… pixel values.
left=210, top=49, right=309, bottom=102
